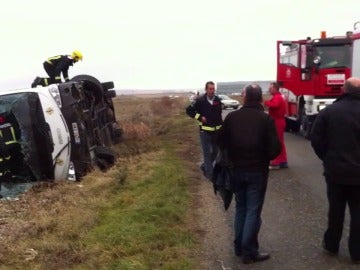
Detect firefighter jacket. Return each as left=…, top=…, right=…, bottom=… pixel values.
left=44, top=55, right=74, bottom=82
left=0, top=122, right=18, bottom=173
left=186, top=94, right=222, bottom=132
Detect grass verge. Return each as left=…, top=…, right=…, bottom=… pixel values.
left=0, top=96, right=200, bottom=270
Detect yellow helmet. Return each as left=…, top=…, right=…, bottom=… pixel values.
left=71, top=50, right=83, bottom=62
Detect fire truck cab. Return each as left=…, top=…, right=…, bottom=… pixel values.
left=276, top=32, right=352, bottom=138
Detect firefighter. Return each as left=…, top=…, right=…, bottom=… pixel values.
left=31, top=50, right=83, bottom=88
left=264, top=82, right=288, bottom=169
left=0, top=114, right=20, bottom=197
left=186, top=81, right=222, bottom=179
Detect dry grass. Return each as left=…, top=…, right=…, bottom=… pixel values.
left=113, top=95, right=186, bottom=140
left=0, top=169, right=117, bottom=269
left=0, top=95, right=196, bottom=270
left=121, top=122, right=151, bottom=140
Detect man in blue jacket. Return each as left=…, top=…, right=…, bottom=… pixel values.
left=186, top=81, right=222, bottom=180
left=311, top=77, right=360, bottom=264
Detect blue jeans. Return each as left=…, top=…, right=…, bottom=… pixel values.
left=233, top=169, right=268, bottom=257
left=200, top=131, right=218, bottom=179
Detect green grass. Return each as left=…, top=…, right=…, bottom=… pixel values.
left=84, top=147, right=194, bottom=270
left=81, top=100, right=196, bottom=269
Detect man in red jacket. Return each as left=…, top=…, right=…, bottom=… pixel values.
left=264, top=82, right=288, bottom=169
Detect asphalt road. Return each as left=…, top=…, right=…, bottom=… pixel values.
left=196, top=108, right=357, bottom=269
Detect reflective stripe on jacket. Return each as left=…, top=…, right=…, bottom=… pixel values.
left=0, top=123, right=17, bottom=145
left=186, top=94, right=222, bottom=131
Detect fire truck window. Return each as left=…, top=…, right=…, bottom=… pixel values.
left=280, top=44, right=299, bottom=67
left=315, top=46, right=350, bottom=69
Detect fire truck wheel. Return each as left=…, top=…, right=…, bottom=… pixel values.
left=285, top=118, right=299, bottom=132
left=299, top=114, right=311, bottom=139
left=285, top=118, right=291, bottom=132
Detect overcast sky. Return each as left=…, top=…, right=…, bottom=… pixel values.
left=1, top=0, right=359, bottom=90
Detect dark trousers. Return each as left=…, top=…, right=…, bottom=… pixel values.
left=199, top=131, right=218, bottom=179
left=233, top=169, right=268, bottom=257
left=43, top=62, right=60, bottom=84
left=43, top=62, right=55, bottom=78
left=324, top=180, right=360, bottom=260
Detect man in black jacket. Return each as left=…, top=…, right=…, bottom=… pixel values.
left=311, top=77, right=360, bottom=264
left=217, top=84, right=281, bottom=264
left=186, top=81, right=222, bottom=179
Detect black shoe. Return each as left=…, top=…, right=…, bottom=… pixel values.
left=242, top=253, right=270, bottom=264
left=322, top=241, right=338, bottom=256
left=200, top=163, right=207, bottom=178
left=31, top=77, right=41, bottom=88
left=235, top=250, right=242, bottom=257
left=279, top=162, right=288, bottom=168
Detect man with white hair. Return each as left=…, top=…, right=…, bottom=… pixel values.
left=311, top=77, right=360, bottom=264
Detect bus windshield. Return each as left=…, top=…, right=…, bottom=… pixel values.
left=315, top=45, right=351, bottom=69
left=0, top=92, right=54, bottom=181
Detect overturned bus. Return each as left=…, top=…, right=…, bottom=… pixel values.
left=0, top=75, right=122, bottom=186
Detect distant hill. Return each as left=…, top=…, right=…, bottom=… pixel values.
left=115, top=89, right=192, bottom=95
left=217, top=80, right=273, bottom=94
left=114, top=80, right=273, bottom=96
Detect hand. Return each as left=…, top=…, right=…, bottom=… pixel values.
left=201, top=116, right=207, bottom=123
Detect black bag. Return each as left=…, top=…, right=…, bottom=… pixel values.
left=211, top=150, right=234, bottom=210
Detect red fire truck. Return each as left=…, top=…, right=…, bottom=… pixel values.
left=276, top=31, right=352, bottom=138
